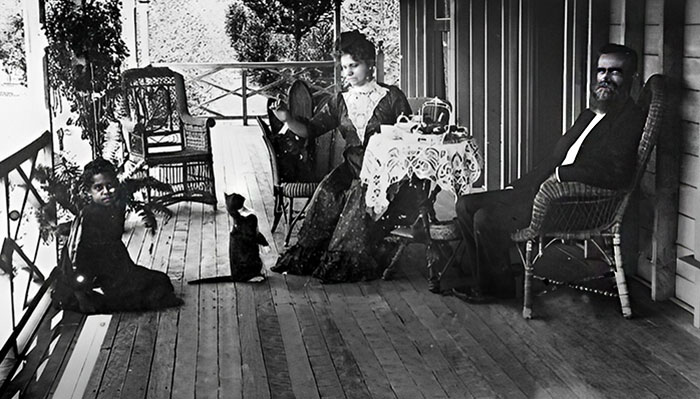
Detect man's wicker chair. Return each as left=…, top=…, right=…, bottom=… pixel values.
left=121, top=67, right=217, bottom=209
left=511, top=74, right=667, bottom=319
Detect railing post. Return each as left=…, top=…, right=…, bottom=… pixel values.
left=241, top=69, right=248, bottom=126
left=376, top=40, right=385, bottom=84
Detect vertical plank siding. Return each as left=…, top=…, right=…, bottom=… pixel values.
left=402, top=0, right=534, bottom=189
left=609, top=0, right=700, bottom=305
left=485, top=0, right=503, bottom=189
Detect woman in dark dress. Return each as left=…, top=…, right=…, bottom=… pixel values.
left=55, top=158, right=183, bottom=313
left=271, top=31, right=413, bottom=283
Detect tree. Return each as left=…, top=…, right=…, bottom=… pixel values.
left=0, top=12, right=25, bottom=83
left=225, top=0, right=335, bottom=61
left=243, top=0, right=334, bottom=59
left=225, top=0, right=335, bottom=90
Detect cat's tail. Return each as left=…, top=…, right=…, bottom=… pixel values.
left=187, top=274, right=266, bottom=284
left=187, top=276, right=235, bottom=284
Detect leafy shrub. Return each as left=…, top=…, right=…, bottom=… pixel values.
left=0, top=12, right=25, bottom=83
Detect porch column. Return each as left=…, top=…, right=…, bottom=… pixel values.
left=652, top=0, right=685, bottom=301
left=121, top=0, right=138, bottom=69
left=22, top=0, right=50, bottom=132
left=136, top=0, right=150, bottom=66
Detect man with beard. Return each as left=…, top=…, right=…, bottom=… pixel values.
left=451, top=44, right=646, bottom=302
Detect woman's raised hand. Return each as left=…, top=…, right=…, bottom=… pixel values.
left=270, top=98, right=290, bottom=123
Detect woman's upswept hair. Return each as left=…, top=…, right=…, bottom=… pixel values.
left=81, top=158, right=118, bottom=190
left=338, top=30, right=376, bottom=68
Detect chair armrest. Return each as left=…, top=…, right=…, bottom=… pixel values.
left=512, top=175, right=623, bottom=242
left=181, top=112, right=215, bottom=152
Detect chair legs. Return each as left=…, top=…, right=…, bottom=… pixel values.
left=382, top=241, right=408, bottom=280
left=283, top=197, right=295, bottom=247
left=283, top=197, right=313, bottom=247
left=612, top=234, right=632, bottom=319
left=522, top=240, right=534, bottom=319
left=271, top=193, right=284, bottom=233
left=518, top=235, right=632, bottom=320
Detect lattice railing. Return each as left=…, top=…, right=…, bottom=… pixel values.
left=0, top=131, right=57, bottom=389
left=154, top=61, right=337, bottom=125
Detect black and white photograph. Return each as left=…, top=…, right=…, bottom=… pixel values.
left=1, top=0, right=700, bottom=397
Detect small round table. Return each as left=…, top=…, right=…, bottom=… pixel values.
left=360, top=128, right=483, bottom=220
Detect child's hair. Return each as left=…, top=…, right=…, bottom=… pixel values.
left=81, top=158, right=118, bottom=191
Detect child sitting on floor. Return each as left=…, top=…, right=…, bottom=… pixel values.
left=53, top=158, right=183, bottom=313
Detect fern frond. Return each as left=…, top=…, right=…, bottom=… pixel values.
left=122, top=176, right=174, bottom=195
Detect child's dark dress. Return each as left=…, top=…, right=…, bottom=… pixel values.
left=66, top=203, right=180, bottom=312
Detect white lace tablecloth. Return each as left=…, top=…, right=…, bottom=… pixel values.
left=360, top=131, right=483, bottom=219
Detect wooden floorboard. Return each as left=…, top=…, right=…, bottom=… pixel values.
left=21, top=120, right=699, bottom=399
left=171, top=202, right=204, bottom=399
left=147, top=202, right=188, bottom=399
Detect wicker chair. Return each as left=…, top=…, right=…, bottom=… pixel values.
left=511, top=74, right=667, bottom=319
left=260, top=80, right=345, bottom=247
left=121, top=67, right=217, bottom=209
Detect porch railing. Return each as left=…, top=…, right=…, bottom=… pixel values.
left=153, top=61, right=338, bottom=125
left=0, top=131, right=57, bottom=390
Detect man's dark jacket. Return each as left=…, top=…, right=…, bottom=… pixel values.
left=512, top=98, right=646, bottom=192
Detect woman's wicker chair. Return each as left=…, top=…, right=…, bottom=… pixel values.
left=258, top=116, right=321, bottom=247
left=121, top=67, right=217, bottom=209
left=511, top=74, right=667, bottom=319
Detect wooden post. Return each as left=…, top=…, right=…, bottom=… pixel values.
left=376, top=41, right=385, bottom=84
left=334, top=0, right=341, bottom=93
left=23, top=0, right=50, bottom=130
left=241, top=69, right=248, bottom=126
left=652, top=0, right=684, bottom=301
left=136, top=1, right=150, bottom=66
left=121, top=0, right=138, bottom=69
left=623, top=0, right=645, bottom=99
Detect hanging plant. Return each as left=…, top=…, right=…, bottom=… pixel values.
left=43, top=0, right=129, bottom=149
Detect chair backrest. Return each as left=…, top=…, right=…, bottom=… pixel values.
left=310, top=93, right=345, bottom=180
left=122, top=67, right=187, bottom=154
left=257, top=116, right=281, bottom=187
left=631, top=74, right=666, bottom=191
left=612, top=74, right=667, bottom=225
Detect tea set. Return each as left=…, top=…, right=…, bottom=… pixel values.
left=382, top=97, right=470, bottom=144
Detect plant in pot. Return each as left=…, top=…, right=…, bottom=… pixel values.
left=36, top=154, right=174, bottom=244
left=43, top=0, right=129, bottom=157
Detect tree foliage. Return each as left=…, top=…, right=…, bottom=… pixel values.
left=225, top=0, right=335, bottom=90
left=225, top=0, right=334, bottom=62
left=0, top=12, right=25, bottom=83
left=242, top=0, right=334, bottom=58
left=342, top=0, right=401, bottom=85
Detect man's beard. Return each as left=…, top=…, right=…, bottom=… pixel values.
left=591, top=81, right=626, bottom=113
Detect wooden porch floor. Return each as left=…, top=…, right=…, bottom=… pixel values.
left=19, top=121, right=700, bottom=398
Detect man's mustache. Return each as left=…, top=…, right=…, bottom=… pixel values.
left=596, top=80, right=618, bottom=90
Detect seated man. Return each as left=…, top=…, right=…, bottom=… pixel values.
left=454, top=43, right=646, bottom=302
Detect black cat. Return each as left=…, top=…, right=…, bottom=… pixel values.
left=188, top=193, right=269, bottom=284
